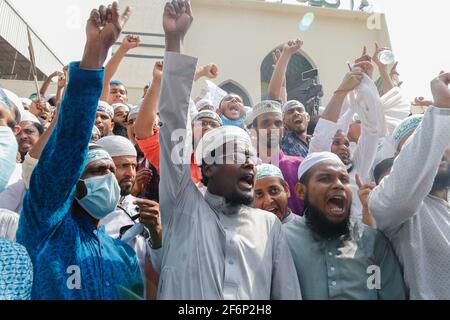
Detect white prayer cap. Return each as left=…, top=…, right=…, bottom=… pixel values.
left=196, top=99, right=215, bottom=111
left=282, top=100, right=306, bottom=115
left=86, top=144, right=112, bottom=165
left=1, top=88, right=24, bottom=123
left=112, top=103, right=130, bottom=113
left=195, top=125, right=253, bottom=165
left=127, top=106, right=140, bottom=121
left=97, top=101, right=113, bottom=119
left=97, top=135, right=137, bottom=158
left=20, top=98, right=32, bottom=109
left=245, top=100, right=282, bottom=126
left=192, top=110, right=223, bottom=125
left=298, top=152, right=344, bottom=182
left=20, top=110, right=41, bottom=125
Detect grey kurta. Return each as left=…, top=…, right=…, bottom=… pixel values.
left=284, top=217, right=407, bottom=300
left=157, top=52, right=301, bottom=300
left=369, top=106, right=450, bottom=299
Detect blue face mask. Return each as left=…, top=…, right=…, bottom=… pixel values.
left=0, top=126, right=18, bottom=193
left=76, top=172, right=120, bottom=220
left=220, top=115, right=245, bottom=128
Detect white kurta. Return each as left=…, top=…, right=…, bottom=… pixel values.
left=369, top=106, right=450, bottom=299
left=157, top=52, right=301, bottom=300
left=101, top=195, right=149, bottom=278
left=0, top=208, right=19, bottom=241
left=309, top=118, right=379, bottom=220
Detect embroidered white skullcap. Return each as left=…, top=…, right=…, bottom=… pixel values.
left=195, top=125, right=253, bottom=165
left=298, top=152, right=344, bottom=181
left=97, top=135, right=137, bottom=158
left=196, top=99, right=215, bottom=111
left=192, top=110, right=223, bottom=125
left=86, top=144, right=112, bottom=165
left=97, top=101, right=113, bottom=119
left=112, top=103, right=130, bottom=113
left=245, top=100, right=282, bottom=126
left=282, top=100, right=306, bottom=115
left=127, top=106, right=140, bottom=121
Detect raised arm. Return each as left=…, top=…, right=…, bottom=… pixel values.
left=268, top=40, right=303, bottom=102
left=99, top=34, right=140, bottom=102
left=372, top=43, right=396, bottom=96
left=194, top=63, right=218, bottom=82
left=135, top=62, right=162, bottom=141
left=19, top=2, right=131, bottom=243
left=369, top=72, right=450, bottom=233
left=159, top=0, right=197, bottom=223
left=309, top=69, right=363, bottom=153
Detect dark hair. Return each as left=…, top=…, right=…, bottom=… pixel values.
left=373, top=158, right=395, bottom=185
left=110, top=80, right=128, bottom=95
left=299, top=169, right=312, bottom=186
left=32, top=122, right=45, bottom=136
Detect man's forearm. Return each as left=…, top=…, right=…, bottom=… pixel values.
left=165, top=35, right=183, bottom=54
left=268, top=52, right=290, bottom=101
left=135, top=79, right=161, bottom=140
left=321, top=91, right=347, bottom=123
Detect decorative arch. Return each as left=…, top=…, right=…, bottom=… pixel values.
left=260, top=45, right=319, bottom=105
left=219, top=80, right=253, bottom=107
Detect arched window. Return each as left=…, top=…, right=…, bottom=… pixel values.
left=261, top=48, right=318, bottom=105
left=219, top=80, right=252, bottom=107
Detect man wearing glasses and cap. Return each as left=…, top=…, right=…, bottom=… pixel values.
left=155, top=0, right=301, bottom=300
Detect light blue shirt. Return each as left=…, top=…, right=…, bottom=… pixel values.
left=0, top=237, right=33, bottom=300
left=283, top=217, right=407, bottom=300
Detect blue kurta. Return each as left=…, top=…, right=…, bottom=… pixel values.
left=17, top=62, right=143, bottom=300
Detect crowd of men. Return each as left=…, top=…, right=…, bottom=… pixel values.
left=0, top=0, right=449, bottom=300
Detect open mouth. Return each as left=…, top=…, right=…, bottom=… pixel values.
left=228, top=104, right=240, bottom=115
left=327, top=195, right=346, bottom=216
left=294, top=118, right=304, bottom=125
left=238, top=173, right=254, bottom=191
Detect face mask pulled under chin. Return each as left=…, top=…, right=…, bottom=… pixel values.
left=76, top=172, right=121, bottom=220
left=0, top=126, right=18, bottom=193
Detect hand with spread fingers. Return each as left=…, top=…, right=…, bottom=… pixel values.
left=81, top=1, right=132, bottom=69
left=354, top=46, right=374, bottom=78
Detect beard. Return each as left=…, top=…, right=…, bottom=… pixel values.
left=431, top=164, right=450, bottom=193
left=304, top=192, right=351, bottom=240
left=113, top=123, right=128, bottom=138
left=225, top=190, right=254, bottom=207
